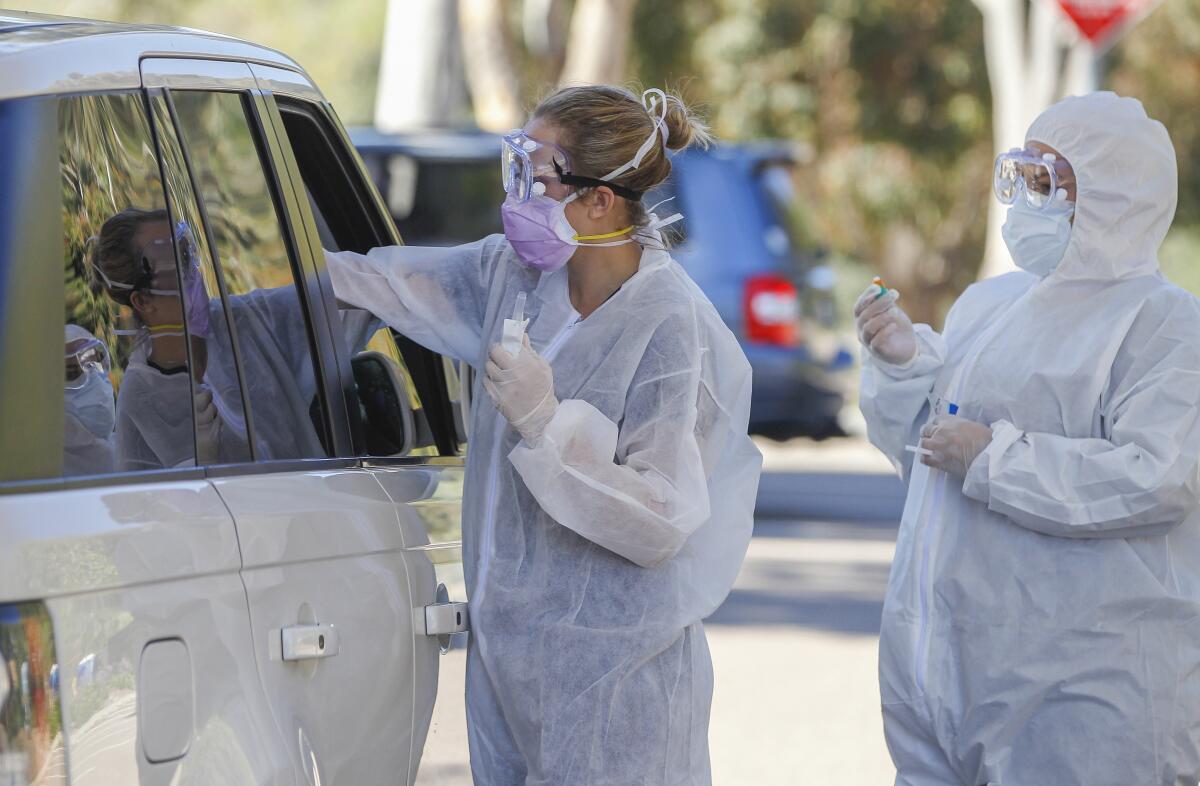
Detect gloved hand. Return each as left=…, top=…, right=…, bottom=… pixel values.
left=484, top=333, right=558, bottom=444
left=194, top=387, right=222, bottom=465
left=855, top=284, right=918, bottom=366
left=919, top=414, right=993, bottom=477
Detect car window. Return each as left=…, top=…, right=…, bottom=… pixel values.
left=58, top=91, right=202, bottom=475
left=165, top=90, right=332, bottom=462
left=274, top=99, right=452, bottom=456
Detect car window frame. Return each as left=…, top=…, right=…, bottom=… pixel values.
left=0, top=61, right=465, bottom=499
left=143, top=58, right=355, bottom=475
left=249, top=74, right=464, bottom=459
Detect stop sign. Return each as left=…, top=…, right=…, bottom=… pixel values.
left=1056, top=0, right=1162, bottom=46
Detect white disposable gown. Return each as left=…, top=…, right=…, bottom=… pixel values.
left=862, top=92, right=1200, bottom=785
left=327, top=236, right=761, bottom=785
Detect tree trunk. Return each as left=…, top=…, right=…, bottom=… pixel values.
left=558, top=0, right=638, bottom=85
left=458, top=0, right=525, bottom=131
left=375, top=0, right=470, bottom=131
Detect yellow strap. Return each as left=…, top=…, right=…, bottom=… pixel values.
left=574, top=226, right=635, bottom=242
left=147, top=323, right=185, bottom=332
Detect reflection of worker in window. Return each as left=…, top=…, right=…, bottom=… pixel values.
left=91, top=208, right=248, bottom=470
left=63, top=325, right=116, bottom=476
left=92, top=208, right=379, bottom=467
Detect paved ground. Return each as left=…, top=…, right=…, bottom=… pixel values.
left=417, top=439, right=901, bottom=785
left=706, top=516, right=896, bottom=785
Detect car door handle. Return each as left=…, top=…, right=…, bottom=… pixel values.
left=281, top=624, right=340, bottom=662
left=423, top=602, right=469, bottom=636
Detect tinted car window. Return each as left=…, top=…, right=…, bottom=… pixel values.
left=167, top=90, right=336, bottom=461
left=59, top=92, right=200, bottom=475
left=277, top=101, right=459, bottom=456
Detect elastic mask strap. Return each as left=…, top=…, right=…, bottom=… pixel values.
left=575, top=226, right=636, bottom=242
left=601, top=88, right=670, bottom=182
left=91, top=261, right=136, bottom=291
left=648, top=212, right=684, bottom=231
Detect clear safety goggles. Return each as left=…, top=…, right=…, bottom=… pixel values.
left=502, top=131, right=573, bottom=203
left=64, top=337, right=111, bottom=389
left=501, top=89, right=670, bottom=204
left=92, top=220, right=199, bottom=297
left=993, top=148, right=1073, bottom=210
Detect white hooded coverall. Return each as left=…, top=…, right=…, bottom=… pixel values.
left=327, top=236, right=761, bottom=785
left=862, top=92, right=1200, bottom=786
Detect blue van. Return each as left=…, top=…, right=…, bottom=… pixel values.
left=351, top=129, right=847, bottom=440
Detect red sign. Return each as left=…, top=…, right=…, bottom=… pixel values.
left=1056, top=0, right=1161, bottom=46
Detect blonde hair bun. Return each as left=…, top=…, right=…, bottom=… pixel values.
left=661, top=92, right=712, bottom=152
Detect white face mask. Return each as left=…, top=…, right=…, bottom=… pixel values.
left=66, top=368, right=116, bottom=439
left=1001, top=189, right=1075, bottom=278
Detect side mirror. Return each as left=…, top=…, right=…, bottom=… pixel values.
left=351, top=351, right=415, bottom=457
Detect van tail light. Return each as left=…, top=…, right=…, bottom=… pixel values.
left=0, top=602, right=65, bottom=783
left=744, top=274, right=801, bottom=346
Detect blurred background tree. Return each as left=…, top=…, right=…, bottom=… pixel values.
left=30, top=0, right=1200, bottom=325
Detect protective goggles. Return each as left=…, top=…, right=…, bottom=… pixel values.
left=993, top=148, right=1073, bottom=210
left=92, top=219, right=199, bottom=296
left=64, top=337, right=111, bottom=389
left=501, top=124, right=653, bottom=204
left=502, top=131, right=572, bottom=203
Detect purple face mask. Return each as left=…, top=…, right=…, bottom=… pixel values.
left=500, top=193, right=577, bottom=272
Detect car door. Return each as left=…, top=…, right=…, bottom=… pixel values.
left=248, top=65, right=470, bottom=784
left=140, top=57, right=442, bottom=785
left=0, top=88, right=290, bottom=785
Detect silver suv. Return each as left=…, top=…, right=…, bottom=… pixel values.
left=0, top=10, right=468, bottom=784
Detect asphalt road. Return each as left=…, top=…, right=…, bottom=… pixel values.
left=416, top=470, right=901, bottom=785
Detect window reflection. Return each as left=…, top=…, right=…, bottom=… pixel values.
left=91, top=208, right=249, bottom=469
left=58, top=93, right=199, bottom=475
left=168, top=91, right=357, bottom=461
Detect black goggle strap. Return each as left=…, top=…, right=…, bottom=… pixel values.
left=553, top=160, right=643, bottom=201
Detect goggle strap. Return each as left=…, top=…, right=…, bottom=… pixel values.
left=554, top=161, right=643, bottom=201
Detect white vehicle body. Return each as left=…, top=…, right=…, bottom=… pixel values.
left=0, top=10, right=468, bottom=784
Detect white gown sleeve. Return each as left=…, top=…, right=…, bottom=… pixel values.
left=859, top=324, right=946, bottom=477
left=507, top=312, right=711, bottom=568
left=324, top=236, right=506, bottom=367
left=962, top=317, right=1200, bottom=538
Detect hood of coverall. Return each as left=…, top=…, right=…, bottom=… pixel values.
left=1024, top=91, right=1177, bottom=282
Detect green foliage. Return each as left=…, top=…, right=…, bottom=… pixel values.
left=29, top=0, right=388, bottom=124
left=1110, top=0, right=1200, bottom=227
left=33, top=0, right=1200, bottom=317
left=634, top=0, right=993, bottom=322
left=1159, top=226, right=1200, bottom=298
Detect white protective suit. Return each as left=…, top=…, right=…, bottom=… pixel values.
left=862, top=92, right=1200, bottom=785
left=327, top=236, right=761, bottom=785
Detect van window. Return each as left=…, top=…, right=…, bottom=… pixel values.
left=165, top=90, right=336, bottom=462
left=59, top=92, right=200, bottom=475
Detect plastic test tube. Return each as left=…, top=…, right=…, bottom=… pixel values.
left=905, top=445, right=933, bottom=457
left=502, top=291, right=529, bottom=355
left=872, top=276, right=890, bottom=301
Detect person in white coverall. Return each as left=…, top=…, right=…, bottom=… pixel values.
left=326, top=85, right=761, bottom=785
left=858, top=91, right=1200, bottom=786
